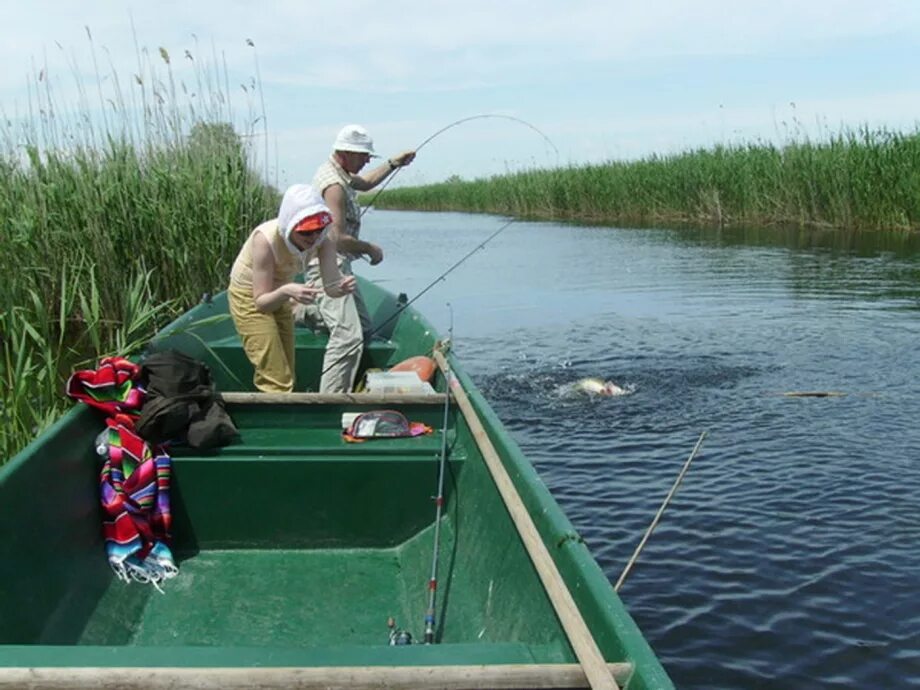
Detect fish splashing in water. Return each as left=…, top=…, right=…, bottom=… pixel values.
left=558, top=377, right=633, bottom=398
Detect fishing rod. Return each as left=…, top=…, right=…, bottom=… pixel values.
left=385, top=304, right=454, bottom=646
left=318, top=217, right=516, bottom=378
left=360, top=113, right=560, bottom=218
left=424, top=302, right=454, bottom=644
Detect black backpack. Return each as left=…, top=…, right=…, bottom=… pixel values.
left=135, top=350, right=238, bottom=449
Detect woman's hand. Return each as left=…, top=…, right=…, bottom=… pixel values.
left=283, top=283, right=323, bottom=304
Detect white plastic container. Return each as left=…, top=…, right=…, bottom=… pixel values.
left=364, top=371, right=436, bottom=395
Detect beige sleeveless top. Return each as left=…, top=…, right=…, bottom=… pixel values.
left=229, top=219, right=308, bottom=291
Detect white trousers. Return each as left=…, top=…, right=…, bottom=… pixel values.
left=302, top=261, right=372, bottom=393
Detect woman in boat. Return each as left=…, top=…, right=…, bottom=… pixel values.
left=228, top=184, right=356, bottom=393
left=298, top=124, right=416, bottom=393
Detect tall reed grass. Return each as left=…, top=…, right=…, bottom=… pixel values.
left=0, top=38, right=278, bottom=461
left=372, top=126, right=920, bottom=232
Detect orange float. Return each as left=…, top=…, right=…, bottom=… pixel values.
left=389, top=355, right=437, bottom=382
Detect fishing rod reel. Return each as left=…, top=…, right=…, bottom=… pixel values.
left=386, top=616, right=414, bottom=646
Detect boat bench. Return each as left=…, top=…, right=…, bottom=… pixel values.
left=168, top=401, right=464, bottom=551
left=205, top=329, right=399, bottom=391
left=171, top=397, right=458, bottom=459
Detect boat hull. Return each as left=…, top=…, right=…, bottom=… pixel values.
left=0, top=279, right=673, bottom=689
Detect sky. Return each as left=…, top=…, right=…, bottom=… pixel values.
left=3, top=0, right=920, bottom=189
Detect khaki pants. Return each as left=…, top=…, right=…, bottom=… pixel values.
left=228, top=282, right=296, bottom=393
left=303, top=261, right=372, bottom=393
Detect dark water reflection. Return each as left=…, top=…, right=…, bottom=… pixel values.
left=359, top=210, right=920, bottom=689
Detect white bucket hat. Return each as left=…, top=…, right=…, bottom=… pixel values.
left=278, top=184, right=332, bottom=242
left=333, top=124, right=378, bottom=156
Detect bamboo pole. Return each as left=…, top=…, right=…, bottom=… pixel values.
left=222, top=392, right=447, bottom=405
left=0, top=662, right=633, bottom=689
left=614, top=430, right=707, bottom=593
left=780, top=391, right=846, bottom=397
left=433, top=351, right=620, bottom=690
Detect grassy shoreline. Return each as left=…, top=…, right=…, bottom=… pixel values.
left=0, top=130, right=278, bottom=461
left=1, top=46, right=278, bottom=461
left=370, top=127, right=920, bottom=232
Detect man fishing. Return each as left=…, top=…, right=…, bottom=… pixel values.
left=299, top=124, right=416, bottom=393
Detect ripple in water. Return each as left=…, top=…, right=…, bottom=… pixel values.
left=364, top=211, right=920, bottom=689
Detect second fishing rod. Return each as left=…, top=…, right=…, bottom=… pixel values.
left=316, top=216, right=516, bottom=379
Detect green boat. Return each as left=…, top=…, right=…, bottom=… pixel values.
left=0, top=278, right=673, bottom=689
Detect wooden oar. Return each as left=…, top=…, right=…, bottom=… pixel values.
left=433, top=351, right=620, bottom=690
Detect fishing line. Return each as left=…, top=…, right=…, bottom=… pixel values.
left=318, top=217, right=516, bottom=378
left=359, top=113, right=560, bottom=217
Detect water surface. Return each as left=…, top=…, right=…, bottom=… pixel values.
left=358, top=210, right=920, bottom=689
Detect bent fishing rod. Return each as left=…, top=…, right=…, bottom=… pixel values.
left=318, top=216, right=516, bottom=378
left=360, top=113, right=559, bottom=218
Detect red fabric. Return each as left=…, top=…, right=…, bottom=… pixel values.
left=65, top=357, right=144, bottom=418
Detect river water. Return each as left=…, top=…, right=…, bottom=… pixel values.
left=357, top=210, right=920, bottom=689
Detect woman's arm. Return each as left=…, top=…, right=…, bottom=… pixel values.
left=251, top=233, right=321, bottom=312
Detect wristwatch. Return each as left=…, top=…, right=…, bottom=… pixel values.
left=387, top=159, right=398, bottom=170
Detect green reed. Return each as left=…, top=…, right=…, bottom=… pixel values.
left=0, top=39, right=278, bottom=461
left=372, top=126, right=920, bottom=232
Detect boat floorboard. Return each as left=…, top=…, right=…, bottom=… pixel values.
left=80, top=549, right=412, bottom=647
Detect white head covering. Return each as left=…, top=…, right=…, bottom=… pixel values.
left=278, top=184, right=332, bottom=241
left=277, top=184, right=332, bottom=258
left=332, top=124, right=377, bottom=156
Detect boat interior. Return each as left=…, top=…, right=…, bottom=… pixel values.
left=0, top=286, right=580, bottom=665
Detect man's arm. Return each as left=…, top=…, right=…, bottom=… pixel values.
left=323, top=183, right=384, bottom=265
left=350, top=150, right=417, bottom=191
left=316, top=239, right=356, bottom=297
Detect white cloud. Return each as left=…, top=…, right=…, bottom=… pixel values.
left=5, top=0, right=920, bottom=94
left=3, top=0, right=920, bottom=183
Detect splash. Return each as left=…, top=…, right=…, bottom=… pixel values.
left=556, top=378, right=636, bottom=399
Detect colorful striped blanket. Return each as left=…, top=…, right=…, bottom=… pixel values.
left=66, top=357, right=178, bottom=589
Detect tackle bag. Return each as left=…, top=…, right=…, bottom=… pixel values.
left=135, top=350, right=238, bottom=450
